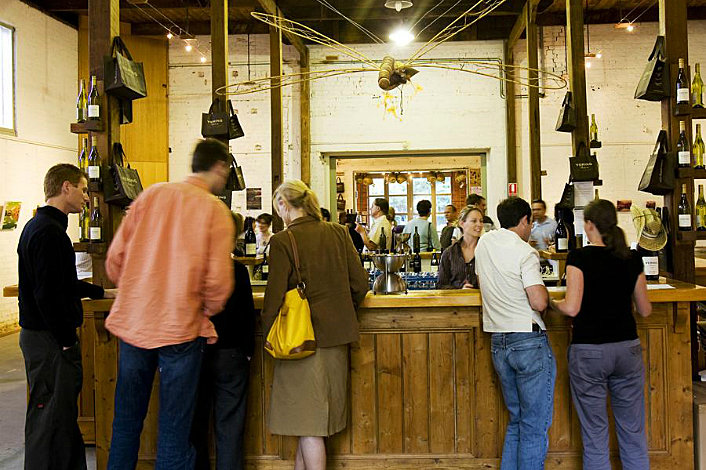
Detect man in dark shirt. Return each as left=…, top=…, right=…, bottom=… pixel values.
left=18, top=163, right=115, bottom=470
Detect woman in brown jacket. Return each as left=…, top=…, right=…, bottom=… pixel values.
left=262, top=180, right=369, bottom=470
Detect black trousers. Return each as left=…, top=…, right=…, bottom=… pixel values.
left=191, top=348, right=250, bottom=470
left=19, top=329, right=86, bottom=470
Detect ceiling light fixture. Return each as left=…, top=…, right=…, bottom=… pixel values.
left=384, top=0, right=413, bottom=12
left=166, top=31, right=173, bottom=39
left=614, top=21, right=635, bottom=32
left=200, top=55, right=207, bottom=63
left=184, top=39, right=194, bottom=52
left=389, top=28, right=414, bottom=46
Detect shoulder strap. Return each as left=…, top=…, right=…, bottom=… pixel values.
left=286, top=230, right=306, bottom=297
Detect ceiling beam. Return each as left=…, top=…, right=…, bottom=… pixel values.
left=131, top=20, right=268, bottom=35
left=255, top=0, right=307, bottom=55
left=507, top=1, right=527, bottom=49
left=24, top=0, right=258, bottom=12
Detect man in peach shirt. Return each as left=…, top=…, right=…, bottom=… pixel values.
left=105, top=139, right=235, bottom=469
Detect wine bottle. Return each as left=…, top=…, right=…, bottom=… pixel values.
left=379, top=228, right=387, bottom=253
left=244, top=224, right=257, bottom=256
left=89, top=196, right=103, bottom=242
left=430, top=252, right=440, bottom=273
left=79, top=205, right=90, bottom=242
left=589, top=114, right=599, bottom=143
left=695, top=124, right=705, bottom=169
left=638, top=244, right=660, bottom=281
left=697, top=184, right=706, bottom=231
left=88, top=75, right=100, bottom=120
left=554, top=213, right=569, bottom=253
left=677, top=121, right=691, bottom=168
left=87, top=136, right=101, bottom=184
left=693, top=63, right=704, bottom=108
left=258, top=254, right=269, bottom=281
left=594, top=188, right=599, bottom=200
left=412, top=252, right=422, bottom=273
left=77, top=137, right=88, bottom=171
left=678, top=183, right=692, bottom=231
left=426, top=222, right=433, bottom=252
left=76, top=78, right=87, bottom=123
left=413, top=226, right=420, bottom=253
left=677, top=58, right=690, bottom=105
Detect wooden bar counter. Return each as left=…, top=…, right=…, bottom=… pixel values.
left=6, top=281, right=706, bottom=468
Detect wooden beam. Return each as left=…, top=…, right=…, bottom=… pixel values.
left=505, top=42, right=517, bottom=187
left=300, top=48, right=311, bottom=186
left=566, top=0, right=589, bottom=156
left=256, top=0, right=307, bottom=56
left=270, top=24, right=284, bottom=232
left=526, top=2, right=541, bottom=200
left=131, top=21, right=268, bottom=36
left=507, top=1, right=527, bottom=49
left=211, top=0, right=228, bottom=107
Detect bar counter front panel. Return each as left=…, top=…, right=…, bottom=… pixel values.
left=74, top=284, right=706, bottom=468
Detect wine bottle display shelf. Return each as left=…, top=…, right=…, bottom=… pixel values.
left=676, top=168, right=706, bottom=179
left=73, top=242, right=106, bottom=254
left=676, top=231, right=706, bottom=241
left=70, top=121, right=103, bottom=134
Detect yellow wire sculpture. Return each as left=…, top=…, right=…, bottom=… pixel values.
left=215, top=0, right=567, bottom=97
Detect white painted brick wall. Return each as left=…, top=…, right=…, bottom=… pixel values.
left=0, top=0, right=79, bottom=332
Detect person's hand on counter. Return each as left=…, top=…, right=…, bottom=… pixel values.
left=461, top=282, right=474, bottom=289
left=103, top=288, right=118, bottom=299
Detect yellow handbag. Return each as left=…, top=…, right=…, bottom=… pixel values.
left=264, top=230, right=316, bottom=359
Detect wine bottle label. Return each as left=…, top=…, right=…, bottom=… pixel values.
left=246, top=243, right=256, bottom=255
left=88, top=105, right=99, bottom=118
left=679, top=214, right=692, bottom=227
left=557, top=238, right=568, bottom=250
left=679, top=151, right=691, bottom=165
left=262, top=265, right=269, bottom=274
left=678, top=88, right=690, bottom=103
left=642, top=256, right=659, bottom=276
left=90, top=227, right=101, bottom=240
left=88, top=165, right=100, bottom=179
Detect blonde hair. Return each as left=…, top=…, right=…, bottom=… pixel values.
left=456, top=205, right=483, bottom=226
left=273, top=179, right=322, bottom=221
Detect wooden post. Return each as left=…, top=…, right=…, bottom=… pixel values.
left=505, top=42, right=517, bottom=187
left=526, top=3, right=541, bottom=200
left=566, top=0, right=589, bottom=155
left=270, top=24, right=284, bottom=232
left=301, top=48, right=311, bottom=187
left=211, top=0, right=232, bottom=207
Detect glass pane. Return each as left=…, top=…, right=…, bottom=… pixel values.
left=412, top=177, right=432, bottom=194
left=436, top=176, right=451, bottom=193
left=368, top=178, right=385, bottom=195
left=389, top=196, right=408, bottom=218
left=436, top=195, right=452, bottom=214
left=396, top=215, right=408, bottom=226
left=389, top=181, right=407, bottom=195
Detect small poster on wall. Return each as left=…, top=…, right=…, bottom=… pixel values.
left=2, top=201, right=22, bottom=230
left=246, top=188, right=262, bottom=211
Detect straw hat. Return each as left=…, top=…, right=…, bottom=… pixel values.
left=630, top=205, right=667, bottom=252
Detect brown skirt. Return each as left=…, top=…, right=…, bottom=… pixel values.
left=268, top=344, right=349, bottom=437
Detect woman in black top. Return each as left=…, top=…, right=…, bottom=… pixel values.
left=550, top=200, right=651, bottom=470
left=437, top=205, right=483, bottom=289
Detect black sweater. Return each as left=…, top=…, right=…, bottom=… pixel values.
left=18, top=206, right=104, bottom=347
left=208, top=260, right=256, bottom=355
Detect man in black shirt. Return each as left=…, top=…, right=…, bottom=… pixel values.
left=18, top=164, right=115, bottom=470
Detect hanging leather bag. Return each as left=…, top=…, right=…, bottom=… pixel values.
left=635, top=36, right=670, bottom=101
left=104, top=37, right=148, bottom=101
left=201, top=99, right=245, bottom=140
left=638, top=130, right=676, bottom=195
left=225, top=153, right=246, bottom=191
left=555, top=182, right=575, bottom=209
left=337, top=194, right=346, bottom=211
left=105, top=143, right=144, bottom=207
left=555, top=91, right=577, bottom=132
left=336, top=177, right=345, bottom=193
left=569, top=142, right=599, bottom=182
left=264, top=230, right=316, bottom=360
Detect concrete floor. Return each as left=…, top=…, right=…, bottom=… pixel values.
left=0, top=332, right=96, bottom=470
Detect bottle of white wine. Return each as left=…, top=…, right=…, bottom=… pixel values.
left=79, top=205, right=90, bottom=242
left=677, top=58, right=690, bottom=105
left=76, top=79, right=87, bottom=123
left=695, top=124, right=705, bottom=169
left=697, top=184, right=706, bottom=231
left=589, top=114, right=599, bottom=143
left=693, top=63, right=704, bottom=108
left=90, top=197, right=103, bottom=242
left=87, top=136, right=101, bottom=184
left=678, top=183, right=692, bottom=231
left=677, top=121, right=691, bottom=168
left=77, top=137, right=88, bottom=171
left=88, top=75, right=100, bottom=120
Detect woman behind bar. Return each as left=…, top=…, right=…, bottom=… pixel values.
left=437, top=205, right=483, bottom=289
left=262, top=180, right=369, bottom=470
left=550, top=199, right=652, bottom=470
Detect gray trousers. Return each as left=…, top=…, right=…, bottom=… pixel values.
left=568, top=339, right=649, bottom=470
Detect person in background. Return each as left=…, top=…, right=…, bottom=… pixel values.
left=475, top=197, right=555, bottom=470
left=104, top=139, right=235, bottom=469
left=320, top=208, right=331, bottom=222
left=439, top=204, right=458, bottom=250
left=529, top=199, right=557, bottom=251
left=233, top=212, right=245, bottom=256
left=256, top=213, right=273, bottom=255
left=18, top=164, right=116, bottom=470
left=338, top=211, right=364, bottom=252
left=355, top=198, right=393, bottom=252
left=262, top=180, right=369, bottom=470
left=437, top=206, right=483, bottom=289
left=550, top=200, right=651, bottom=470
left=467, top=194, right=496, bottom=231
left=387, top=207, right=398, bottom=227
left=402, top=200, right=440, bottom=251
left=191, top=213, right=256, bottom=470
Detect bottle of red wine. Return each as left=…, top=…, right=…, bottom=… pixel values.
left=412, top=252, right=422, bottom=273
left=554, top=213, right=569, bottom=253
left=677, top=58, right=690, bottom=105
left=677, top=121, right=691, bottom=168
left=379, top=228, right=387, bottom=254
left=87, top=136, right=101, bottom=185
left=678, top=183, right=692, bottom=231
left=258, top=253, right=269, bottom=281
left=88, top=75, right=100, bottom=120
left=413, top=226, right=420, bottom=253
left=244, top=223, right=257, bottom=256
left=89, top=197, right=103, bottom=243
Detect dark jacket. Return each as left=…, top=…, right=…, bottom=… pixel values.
left=262, top=216, right=369, bottom=348
left=437, top=237, right=478, bottom=289
left=209, top=260, right=256, bottom=355
left=18, top=206, right=104, bottom=347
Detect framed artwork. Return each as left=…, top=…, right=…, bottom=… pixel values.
left=1, top=201, right=21, bottom=230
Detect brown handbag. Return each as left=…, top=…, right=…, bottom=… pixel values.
left=337, top=194, right=346, bottom=211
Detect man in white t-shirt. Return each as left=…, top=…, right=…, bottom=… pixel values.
left=475, top=197, right=556, bottom=470
left=355, top=198, right=393, bottom=252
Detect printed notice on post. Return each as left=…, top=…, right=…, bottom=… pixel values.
left=246, top=188, right=262, bottom=210
left=1, top=202, right=21, bottom=230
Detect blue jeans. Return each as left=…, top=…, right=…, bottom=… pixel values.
left=491, top=331, right=556, bottom=470
left=107, top=338, right=205, bottom=470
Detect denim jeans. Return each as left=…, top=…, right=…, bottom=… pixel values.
left=191, top=348, right=250, bottom=470
left=107, top=338, right=205, bottom=470
left=491, top=331, right=556, bottom=470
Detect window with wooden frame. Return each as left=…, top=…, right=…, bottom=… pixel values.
left=0, top=22, right=15, bottom=134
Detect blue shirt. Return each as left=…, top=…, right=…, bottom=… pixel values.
left=530, top=217, right=557, bottom=250
left=402, top=217, right=440, bottom=251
